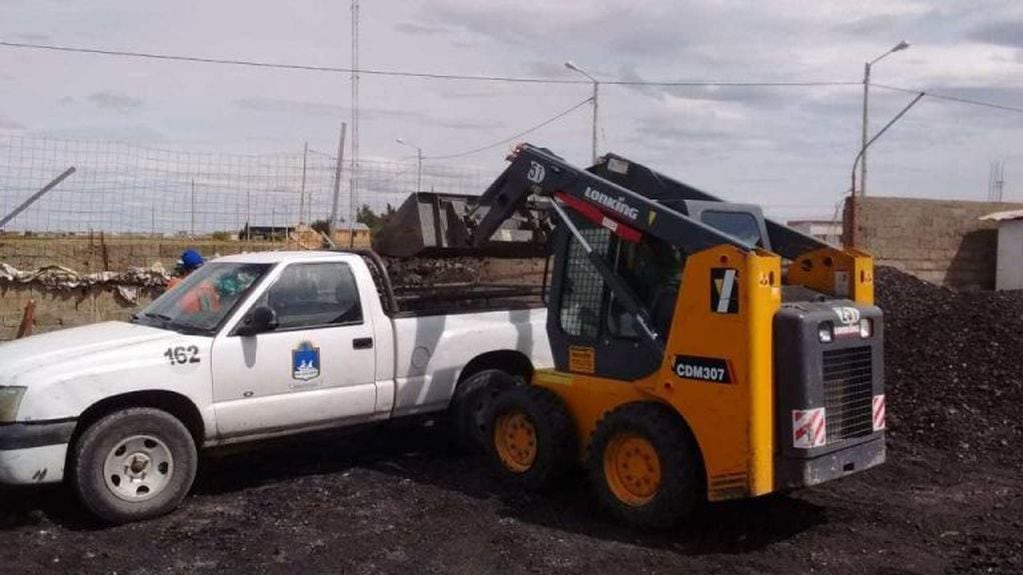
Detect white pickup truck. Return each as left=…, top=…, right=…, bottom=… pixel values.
left=0, top=250, right=551, bottom=523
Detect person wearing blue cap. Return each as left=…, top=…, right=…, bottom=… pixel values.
left=168, top=249, right=205, bottom=290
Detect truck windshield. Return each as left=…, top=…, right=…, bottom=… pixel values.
left=134, top=262, right=272, bottom=335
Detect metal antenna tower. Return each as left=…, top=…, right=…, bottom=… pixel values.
left=989, top=161, right=1006, bottom=201
left=349, top=0, right=360, bottom=229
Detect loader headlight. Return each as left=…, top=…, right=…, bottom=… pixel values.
left=818, top=322, right=833, bottom=343
left=859, top=318, right=873, bottom=338
left=0, top=386, right=27, bottom=423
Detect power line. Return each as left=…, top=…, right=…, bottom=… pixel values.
left=424, top=97, right=594, bottom=160
left=1, top=40, right=857, bottom=87
left=873, top=83, right=1023, bottom=114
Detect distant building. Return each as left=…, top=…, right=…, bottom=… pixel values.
left=980, top=210, right=1023, bottom=291
left=787, top=219, right=842, bottom=245
left=240, top=223, right=295, bottom=241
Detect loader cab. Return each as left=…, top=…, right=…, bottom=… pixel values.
left=546, top=201, right=770, bottom=381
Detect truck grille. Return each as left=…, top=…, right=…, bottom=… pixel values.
left=822, top=346, right=874, bottom=443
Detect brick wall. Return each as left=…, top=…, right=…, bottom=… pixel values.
left=844, top=196, right=1023, bottom=290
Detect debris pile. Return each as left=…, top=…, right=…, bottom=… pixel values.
left=876, top=266, right=1023, bottom=467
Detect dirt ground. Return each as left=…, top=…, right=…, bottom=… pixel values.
left=2, top=267, right=1022, bottom=574
left=1, top=423, right=1020, bottom=575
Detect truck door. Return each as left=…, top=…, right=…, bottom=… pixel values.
left=211, top=261, right=378, bottom=438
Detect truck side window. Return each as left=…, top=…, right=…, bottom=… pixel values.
left=559, top=225, right=611, bottom=339
left=259, top=262, right=363, bottom=330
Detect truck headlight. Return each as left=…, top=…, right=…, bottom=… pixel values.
left=818, top=322, right=833, bottom=343
left=859, top=318, right=873, bottom=338
left=0, top=386, right=27, bottom=423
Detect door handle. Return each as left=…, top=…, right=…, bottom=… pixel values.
left=353, top=337, right=373, bottom=350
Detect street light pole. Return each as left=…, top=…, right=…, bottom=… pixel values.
left=860, top=41, right=910, bottom=196
left=396, top=137, right=423, bottom=192
left=566, top=60, right=599, bottom=163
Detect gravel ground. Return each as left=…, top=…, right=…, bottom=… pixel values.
left=1, top=267, right=1021, bottom=574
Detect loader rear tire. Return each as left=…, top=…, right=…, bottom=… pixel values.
left=588, top=402, right=701, bottom=530
left=485, top=386, right=575, bottom=490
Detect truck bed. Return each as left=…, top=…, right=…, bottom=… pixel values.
left=355, top=251, right=548, bottom=318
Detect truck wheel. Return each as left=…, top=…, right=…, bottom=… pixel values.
left=450, top=369, right=519, bottom=452
left=70, top=408, right=198, bottom=524
left=588, top=403, right=701, bottom=530
left=486, top=386, right=575, bottom=489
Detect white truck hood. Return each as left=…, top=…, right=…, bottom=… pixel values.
left=0, top=322, right=178, bottom=386
left=0, top=321, right=215, bottom=423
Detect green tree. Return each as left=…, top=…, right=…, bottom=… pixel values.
left=356, top=203, right=396, bottom=232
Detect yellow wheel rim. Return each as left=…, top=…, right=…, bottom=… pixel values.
left=494, top=411, right=538, bottom=473
left=603, top=432, right=661, bottom=506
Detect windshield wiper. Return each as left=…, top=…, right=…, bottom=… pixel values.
left=145, top=312, right=174, bottom=322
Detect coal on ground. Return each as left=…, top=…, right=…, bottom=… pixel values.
left=876, top=266, right=1023, bottom=470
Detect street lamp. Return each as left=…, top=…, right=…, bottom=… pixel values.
left=396, top=137, right=422, bottom=193
left=565, top=60, right=599, bottom=163
left=860, top=41, right=910, bottom=196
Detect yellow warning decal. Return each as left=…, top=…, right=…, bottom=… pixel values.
left=568, top=346, right=596, bottom=374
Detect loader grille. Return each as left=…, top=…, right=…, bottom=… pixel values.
left=822, top=346, right=874, bottom=443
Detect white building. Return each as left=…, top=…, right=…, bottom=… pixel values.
left=787, top=220, right=843, bottom=245
left=980, top=209, right=1023, bottom=291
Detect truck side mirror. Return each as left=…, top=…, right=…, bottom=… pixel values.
left=236, top=306, right=278, bottom=337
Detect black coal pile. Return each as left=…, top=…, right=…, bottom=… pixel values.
left=877, top=266, right=1023, bottom=468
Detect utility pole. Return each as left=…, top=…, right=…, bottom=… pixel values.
left=190, top=179, right=196, bottom=237
left=565, top=60, right=599, bottom=163
left=396, top=137, right=423, bottom=192
left=859, top=41, right=910, bottom=196
left=330, top=122, right=348, bottom=237
left=299, top=142, right=308, bottom=224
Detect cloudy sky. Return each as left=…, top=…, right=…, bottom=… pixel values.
left=1, top=0, right=1022, bottom=222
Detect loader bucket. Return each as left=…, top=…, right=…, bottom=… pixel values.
left=373, top=192, right=549, bottom=258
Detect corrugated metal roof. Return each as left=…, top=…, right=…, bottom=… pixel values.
left=980, top=209, right=1023, bottom=222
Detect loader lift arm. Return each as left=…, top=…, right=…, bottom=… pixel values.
left=464, top=144, right=760, bottom=352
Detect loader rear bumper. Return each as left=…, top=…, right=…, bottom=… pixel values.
left=775, top=436, right=886, bottom=490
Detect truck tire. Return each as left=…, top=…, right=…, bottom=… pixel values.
left=588, top=402, right=701, bottom=530
left=70, top=408, right=198, bottom=524
left=485, top=386, right=575, bottom=489
left=450, top=369, right=519, bottom=453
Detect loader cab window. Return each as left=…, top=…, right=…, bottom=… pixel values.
left=607, top=237, right=684, bottom=339
left=702, top=210, right=763, bottom=247
left=559, top=226, right=612, bottom=339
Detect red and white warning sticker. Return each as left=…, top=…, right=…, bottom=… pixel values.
left=792, top=407, right=827, bottom=448
left=872, top=394, right=886, bottom=431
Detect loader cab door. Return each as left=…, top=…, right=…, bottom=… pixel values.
left=547, top=214, right=683, bottom=381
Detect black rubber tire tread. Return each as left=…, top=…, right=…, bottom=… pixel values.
left=70, top=407, right=198, bottom=524
left=484, top=385, right=575, bottom=490
left=449, top=369, right=519, bottom=453
left=588, top=402, right=701, bottom=530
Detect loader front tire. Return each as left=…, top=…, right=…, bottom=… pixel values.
left=485, top=386, right=575, bottom=490
left=588, top=402, right=701, bottom=530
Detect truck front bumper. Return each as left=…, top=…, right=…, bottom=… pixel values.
left=0, top=420, right=76, bottom=485
left=775, top=436, right=886, bottom=490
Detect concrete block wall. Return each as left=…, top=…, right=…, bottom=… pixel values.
left=845, top=196, right=1023, bottom=290
left=0, top=284, right=159, bottom=341
left=0, top=237, right=279, bottom=273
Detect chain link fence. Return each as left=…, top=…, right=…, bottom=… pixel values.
left=0, top=134, right=492, bottom=237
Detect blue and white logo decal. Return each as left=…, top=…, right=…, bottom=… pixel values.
left=292, top=341, right=321, bottom=381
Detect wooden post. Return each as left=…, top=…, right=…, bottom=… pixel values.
left=16, top=299, right=35, bottom=339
